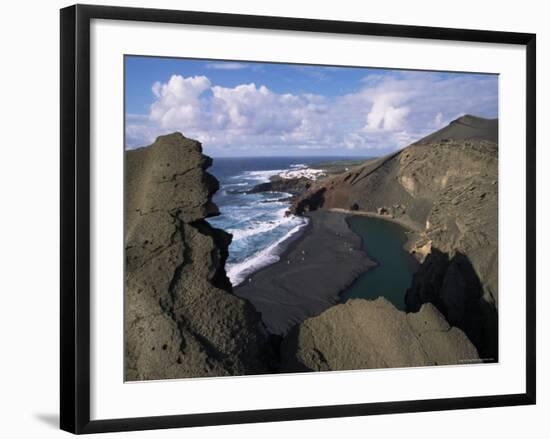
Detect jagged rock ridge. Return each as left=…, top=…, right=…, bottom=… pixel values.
left=125, top=133, right=268, bottom=380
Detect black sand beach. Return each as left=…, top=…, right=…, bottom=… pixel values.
left=234, top=210, right=376, bottom=335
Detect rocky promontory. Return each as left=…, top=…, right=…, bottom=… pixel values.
left=245, top=159, right=372, bottom=199
left=246, top=176, right=313, bottom=197
left=282, top=298, right=480, bottom=372
left=125, top=133, right=268, bottom=380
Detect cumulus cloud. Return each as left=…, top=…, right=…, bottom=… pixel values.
left=126, top=71, right=497, bottom=154
left=365, top=98, right=410, bottom=131
left=149, top=75, right=211, bottom=130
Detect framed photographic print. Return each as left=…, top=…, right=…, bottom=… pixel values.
left=60, top=4, right=536, bottom=434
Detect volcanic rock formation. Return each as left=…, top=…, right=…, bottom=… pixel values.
left=125, top=133, right=268, bottom=380
left=281, top=298, right=480, bottom=372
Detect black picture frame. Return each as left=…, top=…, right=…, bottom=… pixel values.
left=60, top=4, right=536, bottom=434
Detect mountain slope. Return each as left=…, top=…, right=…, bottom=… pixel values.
left=414, top=114, right=498, bottom=145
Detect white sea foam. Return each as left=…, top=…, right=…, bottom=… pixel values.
left=214, top=162, right=325, bottom=286
left=223, top=182, right=248, bottom=188
left=232, top=169, right=286, bottom=183
left=227, top=208, right=293, bottom=241
left=227, top=216, right=309, bottom=286
left=260, top=197, right=288, bottom=203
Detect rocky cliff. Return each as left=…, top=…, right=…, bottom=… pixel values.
left=290, top=115, right=498, bottom=359
left=125, top=133, right=268, bottom=380
left=282, top=298, right=479, bottom=372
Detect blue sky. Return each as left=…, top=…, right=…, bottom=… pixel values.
left=125, top=56, right=498, bottom=157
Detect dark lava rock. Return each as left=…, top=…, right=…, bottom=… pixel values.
left=125, top=132, right=268, bottom=380
left=247, top=176, right=312, bottom=196
left=281, top=298, right=479, bottom=372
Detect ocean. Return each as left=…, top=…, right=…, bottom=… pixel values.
left=206, top=156, right=351, bottom=286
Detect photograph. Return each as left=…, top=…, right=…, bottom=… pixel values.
left=0, top=0, right=543, bottom=436
left=124, top=57, right=499, bottom=381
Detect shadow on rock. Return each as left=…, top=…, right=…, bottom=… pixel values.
left=292, top=188, right=326, bottom=215
left=405, top=248, right=498, bottom=361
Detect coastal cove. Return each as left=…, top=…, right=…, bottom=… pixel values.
left=234, top=210, right=376, bottom=336
left=233, top=208, right=419, bottom=336
left=207, top=157, right=422, bottom=335
left=206, top=156, right=368, bottom=286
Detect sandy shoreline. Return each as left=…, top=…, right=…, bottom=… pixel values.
left=234, top=210, right=376, bottom=336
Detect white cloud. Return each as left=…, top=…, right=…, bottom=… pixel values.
left=149, top=75, right=211, bottom=130
left=126, top=71, right=498, bottom=153
left=365, top=97, right=410, bottom=131
left=210, top=83, right=308, bottom=134
left=433, top=111, right=444, bottom=128
left=151, top=82, right=162, bottom=98
left=205, top=62, right=249, bottom=70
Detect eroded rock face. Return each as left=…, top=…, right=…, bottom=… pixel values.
left=125, top=133, right=267, bottom=381
left=281, top=298, right=479, bottom=372
left=400, top=139, right=498, bottom=360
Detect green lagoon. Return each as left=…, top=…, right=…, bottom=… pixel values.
left=340, top=215, right=418, bottom=310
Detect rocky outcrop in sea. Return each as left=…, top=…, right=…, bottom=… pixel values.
left=246, top=176, right=313, bottom=197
